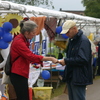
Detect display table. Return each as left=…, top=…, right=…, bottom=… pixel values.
left=42, top=61, right=65, bottom=71
left=28, top=62, right=65, bottom=89
left=43, top=63, right=65, bottom=88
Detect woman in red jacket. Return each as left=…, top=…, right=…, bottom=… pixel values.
left=9, top=20, right=58, bottom=100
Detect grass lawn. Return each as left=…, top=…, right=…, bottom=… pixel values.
left=51, top=82, right=66, bottom=99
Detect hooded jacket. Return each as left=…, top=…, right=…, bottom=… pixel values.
left=63, top=30, right=93, bottom=85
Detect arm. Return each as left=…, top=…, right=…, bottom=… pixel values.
left=42, top=56, right=58, bottom=63
left=12, top=39, right=58, bottom=64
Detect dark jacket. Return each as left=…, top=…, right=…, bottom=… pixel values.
left=63, top=30, right=93, bottom=85
left=97, top=43, right=100, bottom=66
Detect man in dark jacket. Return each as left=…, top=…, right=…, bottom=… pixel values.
left=59, top=20, right=93, bottom=100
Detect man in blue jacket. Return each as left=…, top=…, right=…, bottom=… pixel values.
left=59, top=20, right=93, bottom=100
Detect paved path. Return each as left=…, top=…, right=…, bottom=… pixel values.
left=51, top=78, right=100, bottom=100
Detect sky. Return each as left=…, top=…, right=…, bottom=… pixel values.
left=0, top=0, right=85, bottom=11
left=52, top=0, right=85, bottom=11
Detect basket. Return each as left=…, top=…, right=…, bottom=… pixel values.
left=33, top=87, right=53, bottom=100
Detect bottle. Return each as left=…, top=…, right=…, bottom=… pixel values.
left=37, top=79, right=44, bottom=87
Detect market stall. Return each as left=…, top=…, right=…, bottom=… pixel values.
left=0, top=1, right=100, bottom=100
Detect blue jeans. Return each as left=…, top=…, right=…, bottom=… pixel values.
left=67, top=81, right=86, bottom=100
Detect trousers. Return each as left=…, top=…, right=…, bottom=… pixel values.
left=67, top=81, right=86, bottom=100
left=10, top=73, right=29, bottom=100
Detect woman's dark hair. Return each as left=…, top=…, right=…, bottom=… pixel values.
left=19, top=20, right=37, bottom=34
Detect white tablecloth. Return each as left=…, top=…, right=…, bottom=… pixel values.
left=28, top=67, right=41, bottom=87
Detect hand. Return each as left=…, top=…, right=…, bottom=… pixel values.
left=42, top=57, right=59, bottom=63
left=59, top=59, right=65, bottom=66
left=51, top=57, right=58, bottom=63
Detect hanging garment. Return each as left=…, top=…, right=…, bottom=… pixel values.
left=30, top=16, right=46, bottom=35
left=44, top=17, right=57, bottom=40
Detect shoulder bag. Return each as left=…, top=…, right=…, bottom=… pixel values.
left=4, top=52, right=20, bottom=75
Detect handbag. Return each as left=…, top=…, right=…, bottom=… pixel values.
left=4, top=53, right=11, bottom=75
left=4, top=52, right=20, bottom=75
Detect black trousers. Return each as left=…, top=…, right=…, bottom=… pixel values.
left=10, top=73, right=29, bottom=100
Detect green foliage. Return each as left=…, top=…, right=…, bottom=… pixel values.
left=47, top=42, right=60, bottom=58
left=47, top=42, right=65, bottom=58
left=81, top=0, right=100, bottom=18
left=2, top=0, right=54, bottom=9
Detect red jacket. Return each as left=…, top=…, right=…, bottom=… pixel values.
left=11, top=34, right=43, bottom=78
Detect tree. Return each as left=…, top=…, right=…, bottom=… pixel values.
left=81, top=0, right=100, bottom=18
left=2, top=0, right=54, bottom=9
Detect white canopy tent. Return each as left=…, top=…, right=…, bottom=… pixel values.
left=0, top=1, right=100, bottom=35
left=0, top=1, right=100, bottom=23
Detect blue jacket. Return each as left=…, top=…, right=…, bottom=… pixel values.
left=63, top=30, right=93, bottom=85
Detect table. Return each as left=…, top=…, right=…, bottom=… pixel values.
left=42, top=62, right=65, bottom=88
left=28, top=62, right=65, bottom=88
